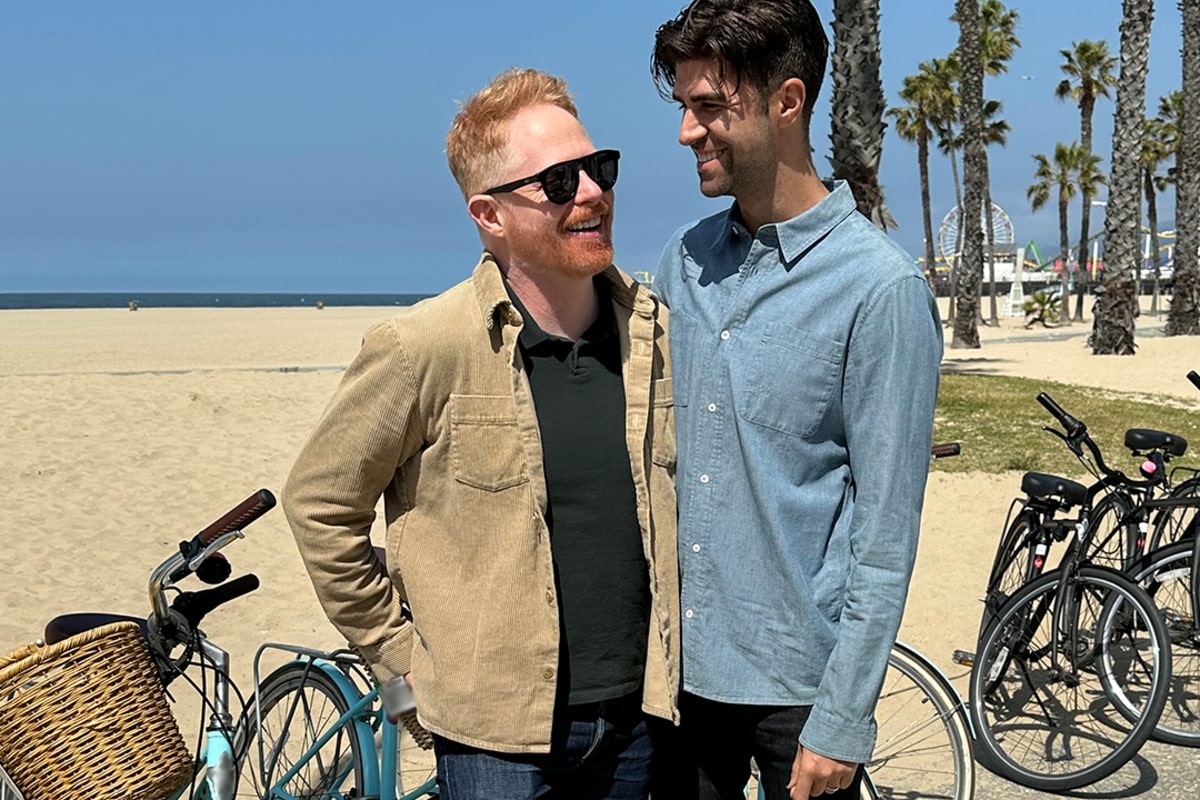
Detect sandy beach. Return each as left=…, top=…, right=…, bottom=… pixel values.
left=2, top=297, right=1198, bottom=797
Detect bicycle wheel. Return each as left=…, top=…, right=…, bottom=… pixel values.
left=1150, top=476, right=1200, bottom=549
left=1130, top=540, right=1200, bottom=746
left=968, top=566, right=1171, bottom=791
left=862, top=643, right=974, bottom=800
left=237, top=662, right=371, bottom=799
left=1080, top=491, right=1137, bottom=571
left=979, top=508, right=1040, bottom=641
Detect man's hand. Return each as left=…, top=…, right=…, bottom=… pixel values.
left=786, top=745, right=857, bottom=798
left=379, top=673, right=415, bottom=724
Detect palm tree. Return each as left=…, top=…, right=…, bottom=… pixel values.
left=1094, top=0, right=1154, bottom=355
left=1028, top=143, right=1103, bottom=319
left=950, top=0, right=1020, bottom=325
left=952, top=0, right=985, bottom=349
left=1056, top=40, right=1118, bottom=320
left=889, top=60, right=960, bottom=288
left=829, top=0, right=894, bottom=229
left=1167, top=0, right=1200, bottom=336
left=1140, top=116, right=1172, bottom=313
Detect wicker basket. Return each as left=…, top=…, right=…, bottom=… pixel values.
left=0, top=622, right=193, bottom=799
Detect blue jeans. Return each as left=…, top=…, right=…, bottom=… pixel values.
left=433, top=692, right=655, bottom=800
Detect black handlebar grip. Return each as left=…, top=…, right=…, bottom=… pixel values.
left=1036, top=392, right=1086, bottom=437
left=931, top=442, right=961, bottom=459
left=196, top=489, right=276, bottom=545
left=1189, top=370, right=1200, bottom=391
left=172, top=573, right=261, bottom=630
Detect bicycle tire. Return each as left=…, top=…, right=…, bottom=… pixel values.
left=1079, top=490, right=1137, bottom=571
left=1149, top=476, right=1200, bottom=550
left=968, top=566, right=1171, bottom=791
left=862, top=643, right=975, bottom=800
left=236, top=662, right=371, bottom=799
left=1129, top=540, right=1200, bottom=746
left=978, top=508, right=1040, bottom=642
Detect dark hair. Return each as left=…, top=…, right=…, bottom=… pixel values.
left=651, top=0, right=828, bottom=119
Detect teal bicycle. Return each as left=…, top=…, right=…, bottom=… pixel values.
left=0, top=489, right=437, bottom=800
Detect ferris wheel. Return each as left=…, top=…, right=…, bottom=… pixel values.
left=937, top=202, right=1015, bottom=261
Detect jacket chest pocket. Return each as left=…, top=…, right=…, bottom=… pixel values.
left=729, top=325, right=844, bottom=440
left=448, top=394, right=529, bottom=491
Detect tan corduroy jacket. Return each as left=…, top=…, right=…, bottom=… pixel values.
left=283, top=254, right=680, bottom=754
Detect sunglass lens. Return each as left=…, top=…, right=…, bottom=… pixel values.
left=592, top=152, right=619, bottom=191
left=542, top=163, right=578, bottom=204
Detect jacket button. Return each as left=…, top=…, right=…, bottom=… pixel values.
left=542, top=667, right=555, bottom=680
left=545, top=589, right=555, bottom=604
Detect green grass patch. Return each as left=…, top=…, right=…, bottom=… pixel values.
left=932, top=373, right=1200, bottom=477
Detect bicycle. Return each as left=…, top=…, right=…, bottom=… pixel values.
left=966, top=393, right=1173, bottom=791
left=0, top=490, right=438, bottom=800
left=1, top=490, right=274, bottom=799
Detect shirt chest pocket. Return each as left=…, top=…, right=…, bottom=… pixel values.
left=448, top=394, right=529, bottom=491
left=729, top=325, right=844, bottom=440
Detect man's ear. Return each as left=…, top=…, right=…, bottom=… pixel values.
left=774, top=77, right=807, bottom=129
left=468, top=194, right=505, bottom=239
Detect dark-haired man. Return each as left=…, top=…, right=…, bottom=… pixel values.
left=650, top=2, right=942, bottom=798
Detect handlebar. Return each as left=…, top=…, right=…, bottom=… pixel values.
left=196, top=489, right=276, bottom=545
left=1036, top=392, right=1087, bottom=440
left=931, top=442, right=961, bottom=459
left=149, top=489, right=276, bottom=629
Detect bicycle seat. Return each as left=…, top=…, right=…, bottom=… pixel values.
left=1125, top=429, right=1188, bottom=457
left=1021, top=472, right=1088, bottom=507
left=44, top=612, right=148, bottom=645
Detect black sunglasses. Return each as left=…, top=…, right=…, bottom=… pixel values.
left=483, top=149, right=620, bottom=204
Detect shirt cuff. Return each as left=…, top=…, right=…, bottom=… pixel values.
left=798, top=704, right=877, bottom=765
left=360, top=625, right=414, bottom=682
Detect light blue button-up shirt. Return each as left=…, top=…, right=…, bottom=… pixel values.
left=655, top=181, right=943, bottom=763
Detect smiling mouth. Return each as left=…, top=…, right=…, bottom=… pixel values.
left=566, top=217, right=604, bottom=233
left=695, top=149, right=725, bottom=166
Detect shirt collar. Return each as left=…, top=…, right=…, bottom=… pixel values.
left=501, top=272, right=615, bottom=350
left=713, top=180, right=858, bottom=269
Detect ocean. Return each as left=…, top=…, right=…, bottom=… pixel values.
left=0, top=292, right=432, bottom=310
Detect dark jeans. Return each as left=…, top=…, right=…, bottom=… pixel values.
left=433, top=692, right=654, bottom=800
left=652, top=692, right=863, bottom=800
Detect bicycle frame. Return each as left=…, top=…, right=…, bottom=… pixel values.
left=251, top=643, right=438, bottom=800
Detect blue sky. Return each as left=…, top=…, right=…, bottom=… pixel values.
left=0, top=1, right=1187, bottom=293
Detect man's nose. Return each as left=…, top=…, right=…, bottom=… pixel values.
left=679, top=108, right=704, bottom=147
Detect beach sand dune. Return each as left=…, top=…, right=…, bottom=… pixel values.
left=2, top=299, right=1197, bottom=797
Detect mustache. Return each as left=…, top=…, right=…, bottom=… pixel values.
left=561, top=202, right=612, bottom=229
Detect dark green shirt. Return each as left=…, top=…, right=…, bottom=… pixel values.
left=506, top=276, right=649, bottom=705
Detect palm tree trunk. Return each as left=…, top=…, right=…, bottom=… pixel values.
left=1095, top=0, right=1154, bottom=354
left=1074, top=197, right=1093, bottom=321
left=1146, top=168, right=1161, bottom=314
left=829, top=0, right=894, bottom=229
left=1059, top=193, right=1072, bottom=320
left=952, top=0, right=984, bottom=349
left=918, top=133, right=938, bottom=289
left=946, top=146, right=963, bottom=325
left=1074, top=80, right=1099, bottom=322
left=986, top=192, right=999, bottom=325
left=1167, top=0, right=1200, bottom=335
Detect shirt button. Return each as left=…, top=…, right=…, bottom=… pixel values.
left=699, top=474, right=710, bottom=484
left=685, top=609, right=695, bottom=619
left=542, top=667, right=555, bottom=680
left=720, top=330, right=730, bottom=340
left=707, top=403, right=717, bottom=412
left=692, top=543, right=701, bottom=553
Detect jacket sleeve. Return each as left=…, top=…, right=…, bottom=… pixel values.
left=799, top=275, right=943, bottom=763
left=282, top=319, right=425, bottom=681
